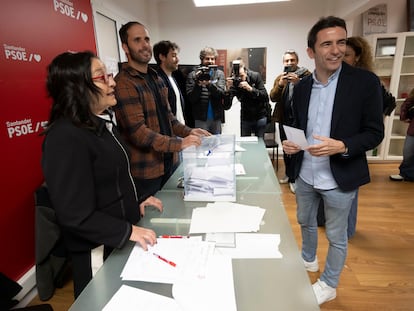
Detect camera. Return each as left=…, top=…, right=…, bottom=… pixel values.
left=196, top=65, right=217, bottom=81
left=284, top=65, right=295, bottom=73
left=231, top=60, right=242, bottom=87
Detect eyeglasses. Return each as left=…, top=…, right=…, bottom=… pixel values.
left=92, top=73, right=114, bottom=84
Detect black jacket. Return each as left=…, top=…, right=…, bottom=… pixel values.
left=225, top=69, right=269, bottom=121
left=186, top=66, right=227, bottom=122
left=292, top=62, right=384, bottom=191
left=156, top=66, right=186, bottom=122
left=42, top=115, right=139, bottom=252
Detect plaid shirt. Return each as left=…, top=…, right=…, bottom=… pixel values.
left=114, top=63, right=192, bottom=179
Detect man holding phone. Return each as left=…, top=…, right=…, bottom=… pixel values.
left=270, top=50, right=311, bottom=193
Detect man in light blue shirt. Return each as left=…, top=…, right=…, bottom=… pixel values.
left=283, top=16, right=384, bottom=305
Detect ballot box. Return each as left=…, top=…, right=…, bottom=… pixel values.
left=182, top=135, right=236, bottom=201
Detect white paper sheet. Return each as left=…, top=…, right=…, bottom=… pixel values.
left=120, top=238, right=214, bottom=283
left=283, top=125, right=309, bottom=149
left=214, top=233, right=283, bottom=258
left=189, top=202, right=265, bottom=234
left=172, top=254, right=237, bottom=311
left=235, top=144, right=246, bottom=152
left=236, top=136, right=258, bottom=142
left=102, top=285, right=180, bottom=311
left=235, top=163, right=246, bottom=175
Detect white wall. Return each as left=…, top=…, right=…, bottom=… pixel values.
left=91, top=0, right=407, bottom=134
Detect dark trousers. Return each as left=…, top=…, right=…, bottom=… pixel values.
left=278, top=122, right=296, bottom=183
left=70, top=246, right=113, bottom=298
left=133, top=158, right=175, bottom=199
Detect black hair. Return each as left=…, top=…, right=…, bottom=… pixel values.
left=307, top=16, right=347, bottom=50
left=153, top=40, right=179, bottom=65
left=119, top=21, right=144, bottom=45
left=44, top=51, right=101, bottom=132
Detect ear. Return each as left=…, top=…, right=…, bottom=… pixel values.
left=121, top=43, right=129, bottom=55
left=306, top=47, right=314, bottom=60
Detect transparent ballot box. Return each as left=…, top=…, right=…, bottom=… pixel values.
left=182, top=135, right=236, bottom=201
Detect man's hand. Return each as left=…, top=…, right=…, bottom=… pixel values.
left=181, top=134, right=202, bottom=150
left=190, top=128, right=211, bottom=137
left=238, top=81, right=253, bottom=92
left=282, top=139, right=302, bottom=155
left=306, top=134, right=346, bottom=156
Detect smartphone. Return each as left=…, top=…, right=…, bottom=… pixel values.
left=284, top=65, right=295, bottom=73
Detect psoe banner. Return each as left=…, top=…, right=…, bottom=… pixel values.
left=0, top=0, right=96, bottom=282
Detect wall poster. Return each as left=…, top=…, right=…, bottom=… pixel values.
left=0, top=0, right=96, bottom=281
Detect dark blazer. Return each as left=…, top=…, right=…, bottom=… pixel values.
left=292, top=62, right=384, bottom=191
left=156, top=67, right=186, bottom=122
left=42, top=116, right=139, bottom=252
left=224, top=69, right=269, bottom=121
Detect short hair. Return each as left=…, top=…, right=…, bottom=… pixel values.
left=199, top=47, right=218, bottom=61
left=119, top=21, right=145, bottom=45
left=153, top=40, right=179, bottom=65
left=307, top=16, right=347, bottom=50
left=283, top=50, right=299, bottom=62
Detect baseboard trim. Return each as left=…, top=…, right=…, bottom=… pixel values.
left=13, top=265, right=38, bottom=307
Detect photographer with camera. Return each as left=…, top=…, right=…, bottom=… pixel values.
left=186, top=47, right=227, bottom=134
left=224, top=58, right=270, bottom=138
left=270, top=50, right=311, bottom=193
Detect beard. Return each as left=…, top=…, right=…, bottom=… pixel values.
left=167, top=62, right=179, bottom=72
left=127, top=44, right=152, bottom=65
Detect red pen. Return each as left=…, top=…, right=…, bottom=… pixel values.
left=153, top=253, right=176, bottom=267
left=160, top=235, right=189, bottom=238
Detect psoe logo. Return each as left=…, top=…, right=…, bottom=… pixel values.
left=53, top=0, right=89, bottom=23
left=3, top=44, right=42, bottom=63
left=6, top=119, right=48, bottom=138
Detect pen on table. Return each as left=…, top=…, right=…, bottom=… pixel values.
left=152, top=253, right=176, bottom=267
left=159, top=235, right=189, bottom=238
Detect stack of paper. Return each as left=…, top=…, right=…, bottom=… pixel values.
left=117, top=237, right=238, bottom=311
left=189, top=202, right=265, bottom=234
left=215, top=233, right=283, bottom=258
left=121, top=237, right=214, bottom=283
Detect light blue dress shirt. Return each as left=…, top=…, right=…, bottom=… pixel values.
left=299, top=66, right=342, bottom=190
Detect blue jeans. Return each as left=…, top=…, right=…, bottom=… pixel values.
left=347, top=190, right=358, bottom=238
left=241, top=117, right=267, bottom=138
left=296, top=177, right=356, bottom=288
left=400, top=134, right=414, bottom=181
left=195, top=119, right=222, bottom=135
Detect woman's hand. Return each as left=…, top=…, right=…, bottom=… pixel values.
left=139, top=196, right=163, bottom=217
left=129, top=225, right=157, bottom=251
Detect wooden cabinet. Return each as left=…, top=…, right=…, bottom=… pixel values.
left=367, top=32, right=413, bottom=160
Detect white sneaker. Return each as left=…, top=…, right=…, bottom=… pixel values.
left=389, top=174, right=404, bottom=181
left=279, top=176, right=289, bottom=184
left=304, top=256, right=319, bottom=272
left=289, top=182, right=296, bottom=194
left=312, top=279, right=336, bottom=305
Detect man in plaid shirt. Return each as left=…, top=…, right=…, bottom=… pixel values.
left=114, top=21, right=210, bottom=199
